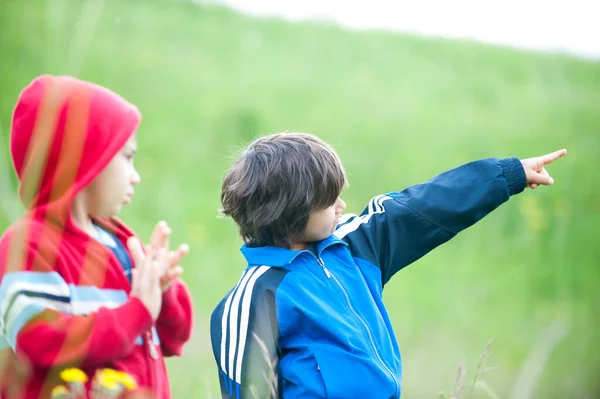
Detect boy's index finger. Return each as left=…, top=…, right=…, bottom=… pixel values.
left=541, top=149, right=567, bottom=165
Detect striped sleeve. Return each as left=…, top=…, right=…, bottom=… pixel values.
left=0, top=239, right=153, bottom=368
left=334, top=158, right=526, bottom=285
left=0, top=271, right=71, bottom=348
left=210, top=266, right=289, bottom=399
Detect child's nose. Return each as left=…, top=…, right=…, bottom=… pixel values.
left=131, top=168, right=141, bottom=185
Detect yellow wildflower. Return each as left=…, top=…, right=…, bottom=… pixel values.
left=60, top=367, right=89, bottom=383
left=114, top=371, right=138, bottom=390
left=94, top=368, right=138, bottom=391
left=50, top=385, right=69, bottom=399
left=94, top=369, right=120, bottom=390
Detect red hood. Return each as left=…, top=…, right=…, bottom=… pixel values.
left=10, top=75, right=141, bottom=212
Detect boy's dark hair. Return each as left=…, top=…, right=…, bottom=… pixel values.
left=221, top=132, right=347, bottom=248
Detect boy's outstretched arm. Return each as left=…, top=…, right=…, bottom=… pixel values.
left=335, top=149, right=567, bottom=285
left=210, top=267, right=287, bottom=399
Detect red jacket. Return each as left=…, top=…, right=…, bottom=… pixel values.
left=0, top=75, right=193, bottom=398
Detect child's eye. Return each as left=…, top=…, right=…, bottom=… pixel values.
left=124, top=153, right=135, bottom=161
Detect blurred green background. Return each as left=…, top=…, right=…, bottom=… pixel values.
left=0, top=0, right=598, bottom=398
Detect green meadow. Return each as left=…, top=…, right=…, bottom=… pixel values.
left=1, top=0, right=598, bottom=397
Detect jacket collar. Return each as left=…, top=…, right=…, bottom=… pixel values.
left=240, top=234, right=347, bottom=267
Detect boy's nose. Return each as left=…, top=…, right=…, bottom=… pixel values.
left=337, top=198, right=347, bottom=212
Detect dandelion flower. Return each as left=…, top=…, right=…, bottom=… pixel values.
left=114, top=371, right=138, bottom=390
left=60, top=368, right=88, bottom=383
left=50, top=385, right=69, bottom=399
left=94, top=369, right=120, bottom=390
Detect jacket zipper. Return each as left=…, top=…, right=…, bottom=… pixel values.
left=147, top=330, right=158, bottom=359
left=317, top=256, right=400, bottom=398
left=316, top=257, right=331, bottom=278
left=147, top=330, right=157, bottom=391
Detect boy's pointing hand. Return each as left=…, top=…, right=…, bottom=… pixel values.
left=520, top=149, right=567, bottom=190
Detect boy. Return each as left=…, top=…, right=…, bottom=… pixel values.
left=0, top=75, right=193, bottom=398
left=210, top=132, right=566, bottom=399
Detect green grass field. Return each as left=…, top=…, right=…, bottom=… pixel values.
left=1, top=0, right=599, bottom=397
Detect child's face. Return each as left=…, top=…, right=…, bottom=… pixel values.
left=81, top=134, right=141, bottom=218
left=293, top=197, right=346, bottom=250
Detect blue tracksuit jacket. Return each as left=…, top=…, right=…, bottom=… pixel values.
left=210, top=157, right=526, bottom=399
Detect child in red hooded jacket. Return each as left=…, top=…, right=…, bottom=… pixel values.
left=0, top=75, right=193, bottom=399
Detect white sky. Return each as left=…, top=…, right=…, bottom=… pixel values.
left=214, top=0, right=600, bottom=60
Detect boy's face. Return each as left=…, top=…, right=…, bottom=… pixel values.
left=81, top=134, right=141, bottom=218
left=293, top=197, right=346, bottom=250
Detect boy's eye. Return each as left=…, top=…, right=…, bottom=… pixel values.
left=124, top=153, right=135, bottom=161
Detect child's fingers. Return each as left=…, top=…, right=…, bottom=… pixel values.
left=169, top=244, right=189, bottom=268
left=155, top=248, right=170, bottom=278
left=150, top=221, right=171, bottom=249
left=127, top=237, right=145, bottom=266
left=160, top=225, right=171, bottom=250
left=160, top=266, right=183, bottom=282
left=533, top=168, right=553, bottom=186
left=150, top=221, right=166, bottom=248
left=140, top=244, right=156, bottom=283
left=539, top=149, right=567, bottom=166
left=160, top=267, right=183, bottom=291
left=530, top=171, right=554, bottom=186
left=169, top=266, right=183, bottom=279
left=130, top=269, right=140, bottom=292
